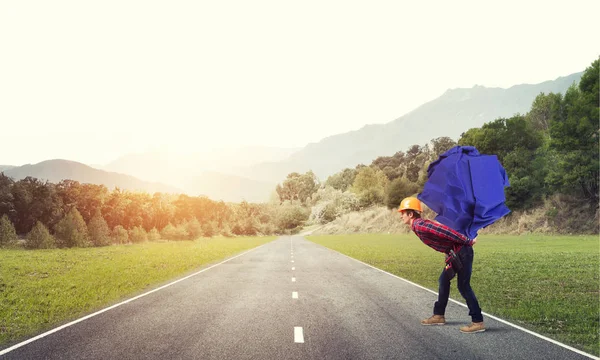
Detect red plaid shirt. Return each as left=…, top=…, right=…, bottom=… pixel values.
left=411, top=218, right=473, bottom=254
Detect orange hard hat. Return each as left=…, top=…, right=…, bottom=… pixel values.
left=398, top=197, right=422, bottom=212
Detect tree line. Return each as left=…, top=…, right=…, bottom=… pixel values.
left=0, top=177, right=312, bottom=249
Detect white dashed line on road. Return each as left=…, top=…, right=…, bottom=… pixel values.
left=292, top=291, right=298, bottom=299
left=292, top=277, right=296, bottom=282
left=292, top=267, right=295, bottom=270
left=294, top=327, right=304, bottom=343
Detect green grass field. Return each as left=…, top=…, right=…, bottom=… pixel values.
left=0, top=236, right=275, bottom=347
left=307, top=234, right=600, bottom=356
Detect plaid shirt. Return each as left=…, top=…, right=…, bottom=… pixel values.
left=411, top=218, right=473, bottom=254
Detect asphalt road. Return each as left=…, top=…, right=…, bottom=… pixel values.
left=1, top=236, right=595, bottom=360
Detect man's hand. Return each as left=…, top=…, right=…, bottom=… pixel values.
left=472, top=237, right=477, bottom=245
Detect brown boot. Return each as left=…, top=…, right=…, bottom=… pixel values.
left=460, top=322, right=486, bottom=333
left=421, top=315, right=446, bottom=325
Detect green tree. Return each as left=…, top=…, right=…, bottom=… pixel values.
left=0, top=214, right=18, bottom=246
left=151, top=193, right=176, bottom=230
left=56, top=180, right=108, bottom=224
left=174, top=194, right=195, bottom=224
left=129, top=226, right=148, bottom=243
left=276, top=171, right=320, bottom=205
left=0, top=173, right=15, bottom=222
left=309, top=185, right=361, bottom=224
left=148, top=228, right=161, bottom=241
left=371, top=152, right=406, bottom=181
left=350, top=166, right=389, bottom=208
left=112, top=225, right=129, bottom=244
left=459, top=116, right=543, bottom=163
left=122, top=192, right=149, bottom=230
left=547, top=59, right=599, bottom=206
left=11, top=177, right=63, bottom=234
left=325, top=168, right=357, bottom=192
left=201, top=221, right=217, bottom=237
left=275, top=203, right=310, bottom=232
left=185, top=218, right=203, bottom=240
left=385, top=177, right=419, bottom=210
left=54, top=207, right=89, bottom=248
left=160, top=223, right=188, bottom=240
left=503, top=147, right=547, bottom=210
left=102, top=189, right=129, bottom=231
left=231, top=201, right=262, bottom=236
left=403, top=145, right=430, bottom=183
left=458, top=115, right=547, bottom=211
left=160, top=223, right=177, bottom=240
left=88, top=210, right=111, bottom=247
left=527, top=92, right=563, bottom=134
left=26, top=221, right=55, bottom=249
left=430, top=137, right=457, bottom=159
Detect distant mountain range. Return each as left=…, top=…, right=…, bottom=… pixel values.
left=0, top=147, right=295, bottom=203
left=1, top=71, right=583, bottom=202
left=100, top=146, right=299, bottom=188
left=1, top=160, right=181, bottom=194
left=0, top=165, right=16, bottom=172
left=98, top=146, right=297, bottom=202
left=238, top=72, right=582, bottom=182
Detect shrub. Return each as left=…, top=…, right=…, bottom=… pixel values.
left=129, top=226, right=148, bottom=243
left=54, top=208, right=90, bottom=248
left=112, top=225, right=129, bottom=244
left=275, top=204, right=310, bottom=232
left=0, top=214, right=18, bottom=247
left=385, top=177, right=419, bottom=210
left=321, top=202, right=338, bottom=224
left=220, top=223, right=233, bottom=237
left=88, top=211, right=111, bottom=247
left=350, top=167, right=389, bottom=208
left=357, top=187, right=385, bottom=208
left=309, top=187, right=360, bottom=224
left=148, top=228, right=161, bottom=241
left=201, top=221, right=217, bottom=237
left=26, top=221, right=55, bottom=249
left=186, top=218, right=203, bottom=240
left=232, top=218, right=259, bottom=236
left=257, top=221, right=277, bottom=235
left=161, top=223, right=188, bottom=240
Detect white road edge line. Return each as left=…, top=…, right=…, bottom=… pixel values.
left=292, top=291, right=298, bottom=299
left=294, top=327, right=304, bottom=343
left=325, top=245, right=599, bottom=360
left=0, top=242, right=272, bottom=356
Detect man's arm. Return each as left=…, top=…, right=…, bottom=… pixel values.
left=431, top=222, right=474, bottom=246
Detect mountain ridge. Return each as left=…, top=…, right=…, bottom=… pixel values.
left=237, top=72, right=583, bottom=182
left=2, top=160, right=182, bottom=194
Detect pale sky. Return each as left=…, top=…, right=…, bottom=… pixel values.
left=1, top=0, right=598, bottom=166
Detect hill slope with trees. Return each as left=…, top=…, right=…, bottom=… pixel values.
left=241, top=72, right=583, bottom=183
left=307, top=59, right=598, bottom=235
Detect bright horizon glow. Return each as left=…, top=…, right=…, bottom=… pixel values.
left=1, top=0, right=598, bottom=166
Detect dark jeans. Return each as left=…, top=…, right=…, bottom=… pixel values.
left=433, top=246, right=483, bottom=323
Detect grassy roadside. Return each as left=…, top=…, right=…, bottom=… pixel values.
left=0, top=236, right=276, bottom=347
left=306, top=234, right=600, bottom=356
